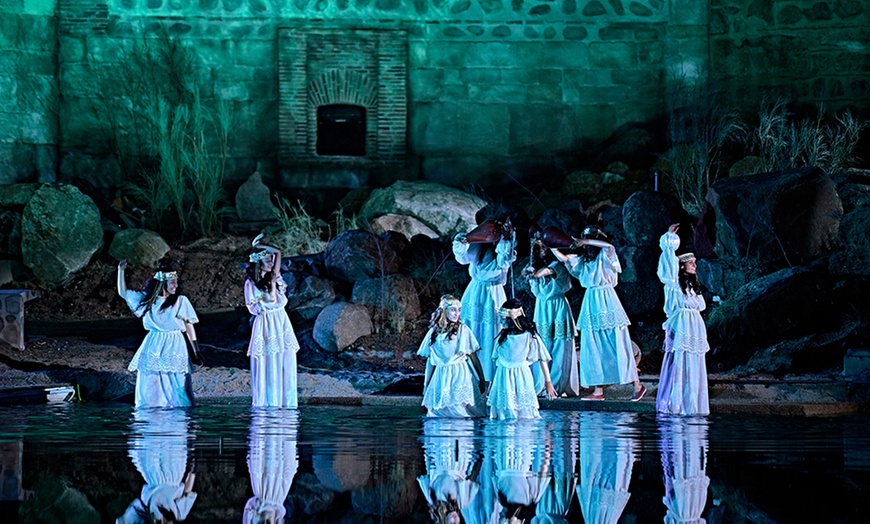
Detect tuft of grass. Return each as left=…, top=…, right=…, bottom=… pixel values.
left=270, top=198, right=328, bottom=256
left=664, top=74, right=746, bottom=215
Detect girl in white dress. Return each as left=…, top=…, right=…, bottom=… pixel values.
left=417, top=418, right=482, bottom=524
left=656, top=224, right=710, bottom=416
left=245, top=236, right=301, bottom=408
left=488, top=299, right=557, bottom=420
left=550, top=226, right=645, bottom=402
left=244, top=409, right=299, bottom=524
left=525, top=239, right=579, bottom=398
left=453, top=220, right=517, bottom=382
left=118, top=258, right=200, bottom=408
left=418, top=295, right=488, bottom=418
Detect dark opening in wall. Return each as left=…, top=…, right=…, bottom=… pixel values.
left=316, top=104, right=366, bottom=156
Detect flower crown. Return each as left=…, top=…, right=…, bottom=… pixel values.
left=154, top=271, right=177, bottom=282
left=249, top=250, right=271, bottom=263
left=678, top=252, right=696, bottom=264
left=499, top=306, right=524, bottom=319
left=439, top=295, right=461, bottom=310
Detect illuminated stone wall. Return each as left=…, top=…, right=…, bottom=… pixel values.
left=0, top=1, right=866, bottom=190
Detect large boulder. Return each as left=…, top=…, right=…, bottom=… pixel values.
left=370, top=213, right=438, bottom=239
left=622, top=191, right=686, bottom=247
left=235, top=170, right=279, bottom=222
left=351, top=274, right=421, bottom=331
left=313, top=302, right=373, bottom=353
left=324, top=230, right=401, bottom=283
left=707, top=266, right=836, bottom=354
left=20, top=184, right=103, bottom=287
left=284, top=272, right=336, bottom=312
left=358, top=181, right=486, bottom=238
left=108, top=229, right=170, bottom=268
left=704, top=167, right=842, bottom=264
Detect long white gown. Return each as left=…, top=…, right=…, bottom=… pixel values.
left=488, top=332, right=552, bottom=420
left=655, top=232, right=710, bottom=416
left=122, top=291, right=198, bottom=408
left=576, top=411, right=638, bottom=524
left=564, top=250, right=638, bottom=388
left=529, top=261, right=579, bottom=397
left=453, top=234, right=517, bottom=381
left=418, top=324, right=487, bottom=417
left=659, top=416, right=710, bottom=524
left=244, top=408, right=299, bottom=524
left=116, top=408, right=197, bottom=523
left=245, top=277, right=301, bottom=408
left=417, top=418, right=482, bottom=522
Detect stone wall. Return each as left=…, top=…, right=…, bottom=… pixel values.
left=0, top=0, right=58, bottom=185
left=0, top=1, right=866, bottom=193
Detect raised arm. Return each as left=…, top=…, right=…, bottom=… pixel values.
left=575, top=237, right=616, bottom=255
left=117, top=259, right=128, bottom=297
left=494, top=231, right=517, bottom=269
left=657, top=224, right=681, bottom=286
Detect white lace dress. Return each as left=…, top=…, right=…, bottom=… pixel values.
left=488, top=332, right=552, bottom=420
left=417, top=418, right=481, bottom=520
left=123, top=291, right=198, bottom=408
left=245, top=277, right=301, bottom=408
left=565, top=250, right=638, bottom=388
left=418, top=324, right=486, bottom=418
left=453, top=234, right=517, bottom=381
left=656, top=232, right=710, bottom=416
left=529, top=261, right=579, bottom=397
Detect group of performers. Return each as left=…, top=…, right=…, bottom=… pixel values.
left=419, top=218, right=710, bottom=419
left=117, top=234, right=300, bottom=409
left=115, top=215, right=709, bottom=418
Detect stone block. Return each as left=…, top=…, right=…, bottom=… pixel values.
left=541, top=42, right=589, bottom=68
left=843, top=348, right=870, bottom=383
left=0, top=289, right=38, bottom=350
left=455, top=104, right=510, bottom=154
left=508, top=104, right=575, bottom=154
left=465, top=42, right=518, bottom=67
left=589, top=41, right=638, bottom=69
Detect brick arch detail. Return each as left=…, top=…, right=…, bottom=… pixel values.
left=307, top=69, right=379, bottom=109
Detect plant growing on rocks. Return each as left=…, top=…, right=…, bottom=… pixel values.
left=663, top=76, right=746, bottom=215
left=270, top=197, right=328, bottom=256
left=753, top=98, right=867, bottom=174
left=85, top=31, right=232, bottom=238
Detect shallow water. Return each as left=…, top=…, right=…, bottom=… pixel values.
left=0, top=402, right=868, bottom=523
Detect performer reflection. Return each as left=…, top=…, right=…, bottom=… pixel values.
left=116, top=408, right=197, bottom=523
left=244, top=408, right=299, bottom=524
left=418, top=418, right=484, bottom=524
left=486, top=419, right=551, bottom=523
left=534, top=413, right=579, bottom=524
left=576, top=411, right=639, bottom=524
left=659, top=416, right=710, bottom=524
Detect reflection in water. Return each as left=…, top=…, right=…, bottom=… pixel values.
left=488, top=419, right=551, bottom=523
left=117, top=408, right=197, bottom=524
left=576, top=412, right=638, bottom=524
left=244, top=408, right=299, bottom=524
left=534, top=414, right=579, bottom=524
left=417, top=418, right=482, bottom=524
left=659, top=416, right=710, bottom=524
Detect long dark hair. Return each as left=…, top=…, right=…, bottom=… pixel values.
left=137, top=258, right=180, bottom=315
left=578, top=225, right=607, bottom=263
left=243, top=257, right=272, bottom=292
left=496, top=298, right=537, bottom=345
left=531, top=241, right=556, bottom=273
left=497, top=490, right=537, bottom=522
left=679, top=264, right=704, bottom=295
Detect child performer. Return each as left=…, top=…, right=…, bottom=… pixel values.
left=245, top=235, right=301, bottom=408
left=525, top=237, right=579, bottom=397
left=551, top=226, right=645, bottom=402
left=453, top=219, right=517, bottom=382
left=488, top=299, right=557, bottom=420
left=655, top=224, right=710, bottom=416
left=118, top=258, right=200, bottom=408
left=418, top=295, right=488, bottom=418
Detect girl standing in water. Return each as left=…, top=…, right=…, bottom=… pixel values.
left=418, top=295, right=488, bottom=418
left=488, top=298, right=557, bottom=420
left=551, top=226, right=645, bottom=401
left=655, top=224, right=710, bottom=416
left=245, top=235, right=301, bottom=408
left=118, top=258, right=200, bottom=408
